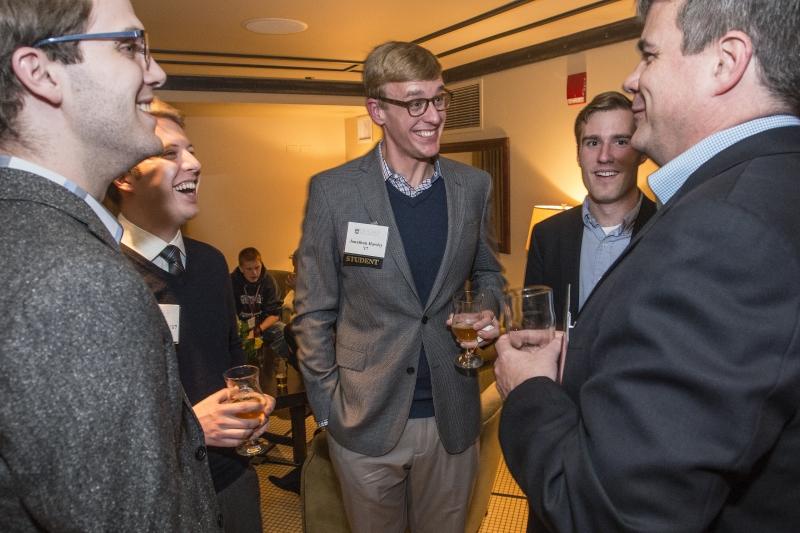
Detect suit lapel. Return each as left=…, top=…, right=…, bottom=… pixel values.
left=355, top=151, right=420, bottom=301
left=424, top=158, right=465, bottom=310
left=562, top=208, right=583, bottom=317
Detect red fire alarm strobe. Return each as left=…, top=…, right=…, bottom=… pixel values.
left=567, top=72, right=587, bottom=105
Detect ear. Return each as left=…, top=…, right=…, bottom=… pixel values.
left=113, top=174, right=135, bottom=193
left=365, top=98, right=386, bottom=126
left=712, top=30, right=753, bottom=96
left=10, top=47, right=64, bottom=106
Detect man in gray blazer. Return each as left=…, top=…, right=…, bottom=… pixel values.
left=294, top=41, right=505, bottom=532
left=0, top=1, right=219, bottom=530
left=495, top=0, right=800, bottom=531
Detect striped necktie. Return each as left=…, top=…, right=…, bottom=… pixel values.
left=159, top=245, right=185, bottom=276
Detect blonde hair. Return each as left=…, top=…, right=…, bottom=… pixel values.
left=363, top=41, right=441, bottom=99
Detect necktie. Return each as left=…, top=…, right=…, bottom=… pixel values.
left=159, top=245, right=185, bottom=276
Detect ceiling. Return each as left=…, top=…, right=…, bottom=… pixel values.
left=133, top=0, right=641, bottom=96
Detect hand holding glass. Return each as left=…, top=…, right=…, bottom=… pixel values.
left=452, top=290, right=487, bottom=369
left=223, top=364, right=268, bottom=457
left=505, top=286, right=556, bottom=352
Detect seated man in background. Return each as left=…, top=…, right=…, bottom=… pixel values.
left=524, top=91, right=655, bottom=327
left=107, top=98, right=274, bottom=533
left=231, top=247, right=291, bottom=360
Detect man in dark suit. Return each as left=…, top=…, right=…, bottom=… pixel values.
left=294, top=41, right=505, bottom=532
left=495, top=0, right=800, bottom=531
left=109, top=98, right=275, bottom=532
left=524, top=91, right=655, bottom=327
left=0, top=1, right=220, bottom=530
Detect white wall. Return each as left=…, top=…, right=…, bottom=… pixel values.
left=176, top=102, right=363, bottom=272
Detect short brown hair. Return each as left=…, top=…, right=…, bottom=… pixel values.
left=148, top=97, right=185, bottom=129
left=0, top=0, right=92, bottom=143
left=574, top=91, right=633, bottom=145
left=363, top=41, right=442, bottom=99
left=238, top=247, right=262, bottom=265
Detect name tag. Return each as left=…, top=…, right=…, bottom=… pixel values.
left=343, top=222, right=388, bottom=268
left=159, top=304, right=180, bottom=344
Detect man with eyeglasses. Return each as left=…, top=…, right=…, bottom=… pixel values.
left=294, top=41, right=505, bottom=532
left=0, top=1, right=220, bottom=530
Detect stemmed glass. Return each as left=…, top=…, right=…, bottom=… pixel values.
left=452, top=290, right=487, bottom=369
left=223, top=364, right=268, bottom=457
left=504, top=286, right=556, bottom=352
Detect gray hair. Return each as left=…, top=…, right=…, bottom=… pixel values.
left=637, top=0, right=800, bottom=114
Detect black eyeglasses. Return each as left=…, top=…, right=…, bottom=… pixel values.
left=377, top=89, right=453, bottom=117
left=33, top=30, right=150, bottom=69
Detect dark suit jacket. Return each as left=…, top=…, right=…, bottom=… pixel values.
left=523, top=194, right=656, bottom=328
left=501, top=126, right=800, bottom=532
left=0, top=169, right=219, bottom=531
left=294, top=149, right=505, bottom=456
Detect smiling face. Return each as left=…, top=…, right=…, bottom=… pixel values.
left=577, top=108, right=644, bottom=206
left=623, top=0, right=715, bottom=165
left=65, top=0, right=167, bottom=178
left=369, top=77, right=446, bottom=170
left=119, top=117, right=201, bottom=239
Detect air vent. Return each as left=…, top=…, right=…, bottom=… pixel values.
left=444, top=82, right=481, bottom=131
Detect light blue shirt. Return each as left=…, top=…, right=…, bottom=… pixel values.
left=649, top=115, right=800, bottom=206
left=0, top=155, right=122, bottom=242
left=578, top=194, right=643, bottom=309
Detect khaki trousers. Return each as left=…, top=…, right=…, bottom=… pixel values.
left=328, top=417, right=478, bottom=533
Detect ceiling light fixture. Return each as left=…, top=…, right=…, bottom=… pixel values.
left=243, top=17, right=308, bottom=35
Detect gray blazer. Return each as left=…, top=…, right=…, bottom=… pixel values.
left=294, top=149, right=505, bottom=456
left=0, top=168, right=219, bottom=531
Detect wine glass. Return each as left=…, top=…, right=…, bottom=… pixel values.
left=452, top=290, right=487, bottom=369
left=223, top=364, right=268, bottom=457
left=505, top=286, right=556, bottom=352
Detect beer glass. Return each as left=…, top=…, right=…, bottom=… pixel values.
left=223, top=364, right=268, bottom=457
left=452, top=290, right=486, bottom=369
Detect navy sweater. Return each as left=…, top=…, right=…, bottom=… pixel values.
left=386, top=179, right=448, bottom=418
left=122, top=239, right=248, bottom=492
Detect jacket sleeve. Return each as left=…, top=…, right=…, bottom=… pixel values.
left=471, top=172, right=505, bottom=309
left=292, top=176, right=340, bottom=423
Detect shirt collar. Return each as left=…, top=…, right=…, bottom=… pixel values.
left=581, top=193, right=643, bottom=234
left=118, top=213, right=185, bottom=263
left=377, top=141, right=442, bottom=185
left=0, top=155, right=123, bottom=243
left=649, top=115, right=800, bottom=206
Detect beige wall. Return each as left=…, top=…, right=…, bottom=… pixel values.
left=443, top=38, right=656, bottom=286
left=164, top=38, right=654, bottom=285
left=176, top=103, right=363, bottom=272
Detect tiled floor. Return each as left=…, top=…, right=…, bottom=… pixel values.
left=257, top=413, right=529, bottom=533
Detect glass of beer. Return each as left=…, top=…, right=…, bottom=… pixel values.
left=452, top=290, right=486, bottom=369
left=223, top=364, right=268, bottom=457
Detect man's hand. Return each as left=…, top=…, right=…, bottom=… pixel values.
left=193, top=389, right=276, bottom=447
left=494, top=330, right=564, bottom=399
left=446, top=310, right=499, bottom=350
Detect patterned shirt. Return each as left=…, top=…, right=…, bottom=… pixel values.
left=377, top=141, right=442, bottom=197
left=649, top=115, right=800, bottom=206
left=0, top=155, right=123, bottom=242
